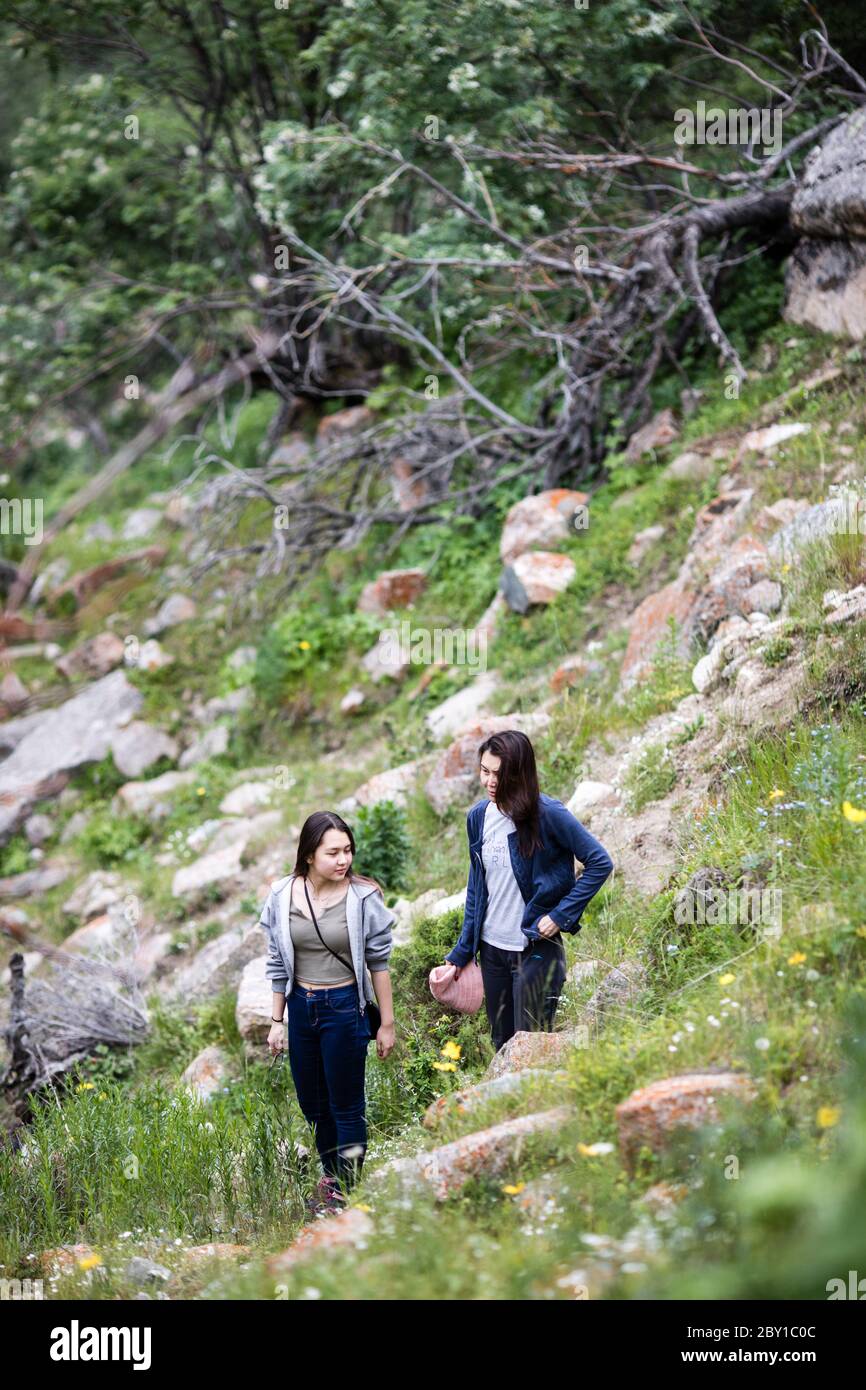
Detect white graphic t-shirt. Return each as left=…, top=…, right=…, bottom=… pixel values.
left=480, top=800, right=528, bottom=950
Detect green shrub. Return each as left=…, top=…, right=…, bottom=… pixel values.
left=253, top=608, right=381, bottom=707
left=351, top=799, right=412, bottom=893
left=622, top=741, right=677, bottom=814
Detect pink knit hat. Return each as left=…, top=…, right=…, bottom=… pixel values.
left=428, top=961, right=484, bottom=1014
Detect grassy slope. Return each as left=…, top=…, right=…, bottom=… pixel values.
left=2, top=324, right=866, bottom=1298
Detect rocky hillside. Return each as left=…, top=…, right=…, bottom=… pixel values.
left=2, top=315, right=865, bottom=1299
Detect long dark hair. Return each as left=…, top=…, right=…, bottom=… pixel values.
left=292, top=810, right=382, bottom=892
left=478, top=730, right=543, bottom=857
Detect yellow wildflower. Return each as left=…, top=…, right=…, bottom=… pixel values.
left=787, top=951, right=807, bottom=966
left=842, top=800, right=866, bottom=823
left=78, top=1253, right=102, bottom=1270
left=856, top=926, right=866, bottom=939
left=432, top=1061, right=456, bottom=1072
left=354, top=1203, right=373, bottom=1212
left=75, top=1082, right=95, bottom=1092
left=768, top=788, right=785, bottom=800
left=298, top=640, right=311, bottom=650
left=817, top=1106, right=841, bottom=1128
left=197, top=787, right=205, bottom=796
left=440, top=1040, right=461, bottom=1060
left=718, top=972, right=736, bottom=986
left=502, top=1183, right=525, bottom=1195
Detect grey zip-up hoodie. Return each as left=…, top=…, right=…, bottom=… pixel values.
left=258, top=872, right=396, bottom=1015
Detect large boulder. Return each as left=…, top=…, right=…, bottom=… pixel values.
left=615, top=1070, right=758, bottom=1176
left=484, top=1030, right=586, bottom=1080
left=370, top=1107, right=572, bottom=1200
left=500, top=551, right=576, bottom=614
left=424, top=712, right=551, bottom=814
left=425, top=671, right=499, bottom=742
left=784, top=109, right=866, bottom=339
left=500, top=489, right=590, bottom=566
left=114, top=769, right=199, bottom=819
left=0, top=670, right=143, bottom=841
left=109, top=721, right=178, bottom=778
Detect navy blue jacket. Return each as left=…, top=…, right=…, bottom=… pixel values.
left=445, top=792, right=614, bottom=968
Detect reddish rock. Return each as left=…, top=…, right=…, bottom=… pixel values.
left=424, top=711, right=551, bottom=814
left=266, top=1207, right=374, bottom=1271
left=357, top=568, right=427, bottom=615
left=373, top=1108, right=572, bottom=1201
left=390, top=455, right=431, bottom=512
left=0, top=671, right=29, bottom=713
left=625, top=408, right=679, bottom=462
left=500, top=489, right=590, bottom=566
left=316, top=405, right=373, bottom=444
left=615, top=1071, right=758, bottom=1176
left=484, top=1030, right=587, bottom=1080
left=550, top=655, right=588, bottom=695
left=48, top=546, right=167, bottom=610
left=55, top=632, right=125, bottom=680
left=620, top=581, right=697, bottom=686
left=182, top=1242, right=251, bottom=1267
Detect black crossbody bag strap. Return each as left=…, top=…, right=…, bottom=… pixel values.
left=302, top=878, right=355, bottom=975
left=300, top=878, right=382, bottom=1037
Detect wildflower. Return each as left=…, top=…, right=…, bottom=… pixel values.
left=768, top=789, right=785, bottom=800
left=354, top=1203, right=373, bottom=1212
left=502, top=1182, right=526, bottom=1195
left=432, top=1061, right=456, bottom=1072
left=577, top=1141, right=614, bottom=1156
left=197, top=787, right=205, bottom=796
left=75, top=1082, right=95, bottom=1092
left=298, top=640, right=311, bottom=650
left=440, top=1040, right=461, bottom=1061
left=856, top=926, right=866, bottom=939
left=718, top=972, right=736, bottom=986
left=706, top=1015, right=721, bottom=1028
left=842, top=800, right=866, bottom=823
left=77, top=1253, right=102, bottom=1270
left=787, top=951, right=807, bottom=966
left=817, top=1106, right=840, bottom=1128
left=754, top=1037, right=770, bottom=1051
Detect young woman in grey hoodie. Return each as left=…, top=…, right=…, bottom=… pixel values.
left=258, top=811, right=396, bottom=1208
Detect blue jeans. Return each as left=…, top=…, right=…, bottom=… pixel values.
left=286, top=981, right=371, bottom=1190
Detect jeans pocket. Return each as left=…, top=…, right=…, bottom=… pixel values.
left=330, top=989, right=359, bottom=1014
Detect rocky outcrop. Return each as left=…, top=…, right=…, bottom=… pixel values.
left=784, top=109, right=866, bottom=339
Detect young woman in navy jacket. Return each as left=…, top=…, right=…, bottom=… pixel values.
left=445, top=729, right=614, bottom=1052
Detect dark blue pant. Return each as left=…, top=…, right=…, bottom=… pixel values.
left=286, top=982, right=371, bottom=1190
left=479, top=935, right=567, bottom=1053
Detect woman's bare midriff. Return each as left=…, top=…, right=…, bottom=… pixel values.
left=296, top=978, right=355, bottom=989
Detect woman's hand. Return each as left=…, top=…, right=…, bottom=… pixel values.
left=536, top=915, right=561, bottom=938
left=444, top=958, right=461, bottom=979
left=267, top=1022, right=286, bottom=1056
left=375, top=1021, right=396, bottom=1060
